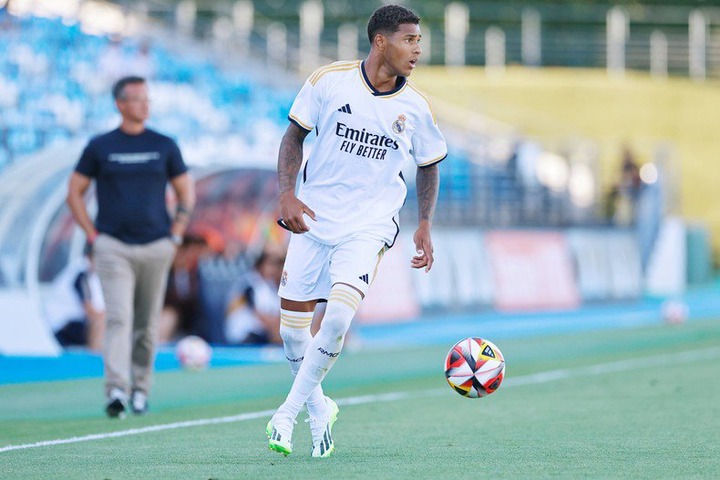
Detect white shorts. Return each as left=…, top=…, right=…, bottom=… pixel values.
left=278, top=233, right=387, bottom=301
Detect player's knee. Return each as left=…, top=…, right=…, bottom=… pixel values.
left=318, top=310, right=352, bottom=339
left=279, top=323, right=310, bottom=344
left=279, top=324, right=292, bottom=343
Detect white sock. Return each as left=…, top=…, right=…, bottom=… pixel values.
left=279, top=309, right=327, bottom=418
left=278, top=284, right=361, bottom=420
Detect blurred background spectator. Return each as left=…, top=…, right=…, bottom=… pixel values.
left=224, top=243, right=286, bottom=345
left=161, top=233, right=213, bottom=343
left=42, top=244, right=105, bottom=351
left=611, top=144, right=643, bottom=226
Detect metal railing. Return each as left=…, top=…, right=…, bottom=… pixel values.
left=150, top=1, right=720, bottom=79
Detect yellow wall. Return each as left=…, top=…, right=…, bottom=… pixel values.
left=411, top=67, right=720, bottom=262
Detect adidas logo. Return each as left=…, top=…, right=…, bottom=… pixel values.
left=337, top=103, right=352, bottom=114
left=358, top=273, right=369, bottom=284
left=319, top=426, right=332, bottom=455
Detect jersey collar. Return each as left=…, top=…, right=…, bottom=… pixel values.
left=359, top=61, right=407, bottom=97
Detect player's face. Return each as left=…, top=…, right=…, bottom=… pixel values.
left=384, top=23, right=422, bottom=77
left=116, top=82, right=150, bottom=123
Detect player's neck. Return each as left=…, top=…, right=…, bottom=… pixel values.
left=119, top=120, right=146, bottom=135
left=363, top=54, right=401, bottom=93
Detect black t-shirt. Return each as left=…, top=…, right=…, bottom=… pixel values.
left=75, top=128, right=188, bottom=244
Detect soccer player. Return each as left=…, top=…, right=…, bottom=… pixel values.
left=267, top=4, right=446, bottom=457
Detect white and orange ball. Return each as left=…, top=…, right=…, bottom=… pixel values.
left=175, top=335, right=212, bottom=371
left=444, top=337, right=505, bottom=398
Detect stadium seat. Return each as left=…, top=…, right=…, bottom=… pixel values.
left=0, top=11, right=298, bottom=171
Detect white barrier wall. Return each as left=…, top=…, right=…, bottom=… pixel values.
left=645, top=216, right=687, bottom=296
left=0, top=226, right=680, bottom=351
left=358, top=227, right=649, bottom=323
left=408, top=230, right=494, bottom=309
left=0, top=289, right=60, bottom=356
left=567, top=229, right=643, bottom=300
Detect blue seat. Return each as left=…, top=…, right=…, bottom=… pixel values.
left=6, top=127, right=40, bottom=156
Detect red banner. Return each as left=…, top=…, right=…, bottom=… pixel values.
left=486, top=231, right=580, bottom=311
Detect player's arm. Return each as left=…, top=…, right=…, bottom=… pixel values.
left=169, top=173, right=195, bottom=244
left=412, top=163, right=439, bottom=272
left=278, top=122, right=315, bottom=233
left=67, top=172, right=98, bottom=243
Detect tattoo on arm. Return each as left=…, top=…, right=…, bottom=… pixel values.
left=416, top=164, right=439, bottom=223
left=278, top=124, right=310, bottom=194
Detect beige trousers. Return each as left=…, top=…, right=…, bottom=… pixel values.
left=94, top=234, right=176, bottom=397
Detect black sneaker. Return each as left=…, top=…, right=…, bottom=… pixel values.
left=131, top=390, right=148, bottom=415
left=105, top=389, right=128, bottom=419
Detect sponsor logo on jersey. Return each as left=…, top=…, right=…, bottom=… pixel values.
left=337, top=103, right=352, bottom=114
left=335, top=122, right=399, bottom=160
left=358, top=273, right=369, bottom=284
left=392, top=114, right=406, bottom=134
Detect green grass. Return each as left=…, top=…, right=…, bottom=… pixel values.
left=2, top=319, right=720, bottom=479
left=411, top=66, right=720, bottom=259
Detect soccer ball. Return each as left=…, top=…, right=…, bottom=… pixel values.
left=444, top=337, right=505, bottom=398
left=661, top=299, right=688, bottom=325
left=175, top=335, right=212, bottom=371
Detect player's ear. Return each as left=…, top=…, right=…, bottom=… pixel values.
left=373, top=32, right=386, bottom=51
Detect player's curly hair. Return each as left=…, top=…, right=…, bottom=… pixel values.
left=367, top=5, right=420, bottom=44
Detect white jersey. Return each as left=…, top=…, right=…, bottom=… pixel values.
left=288, top=60, right=447, bottom=246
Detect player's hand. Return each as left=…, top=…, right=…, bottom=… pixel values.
left=411, top=222, right=434, bottom=272
left=279, top=191, right=316, bottom=233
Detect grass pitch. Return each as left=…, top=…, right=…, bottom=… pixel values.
left=2, top=318, right=719, bottom=479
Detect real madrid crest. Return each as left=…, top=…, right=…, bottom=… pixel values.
left=392, top=114, right=406, bottom=134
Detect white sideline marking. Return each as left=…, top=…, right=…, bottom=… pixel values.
left=2, top=346, right=719, bottom=454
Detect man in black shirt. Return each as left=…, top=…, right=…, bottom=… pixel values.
left=67, top=76, right=195, bottom=418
